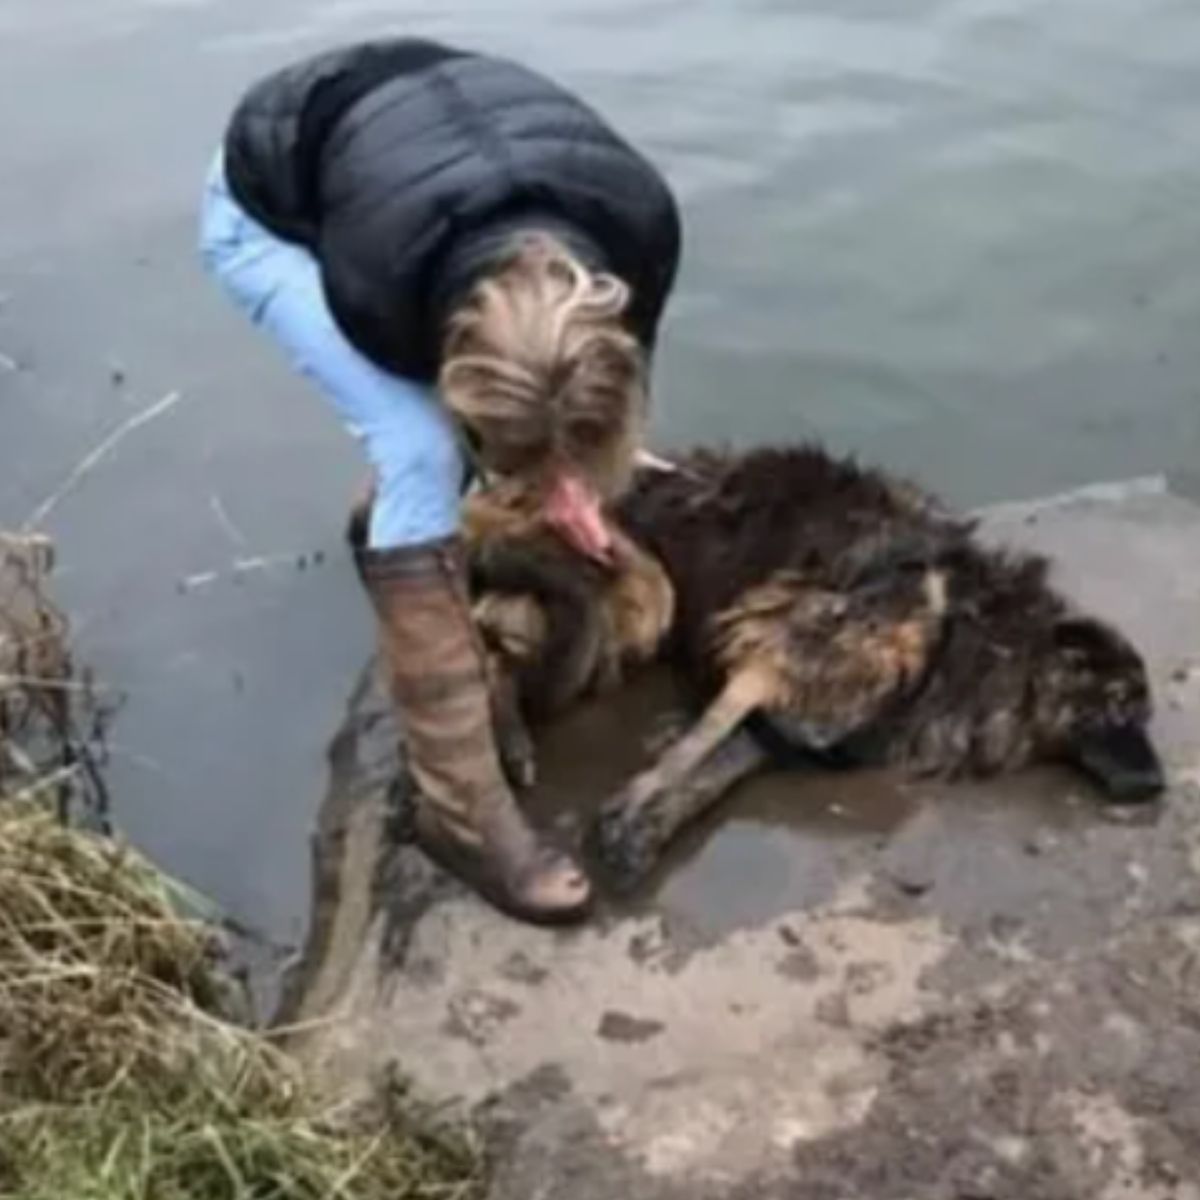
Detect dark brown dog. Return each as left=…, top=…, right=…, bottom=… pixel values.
left=468, top=444, right=1166, bottom=890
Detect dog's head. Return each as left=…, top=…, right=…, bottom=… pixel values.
left=1033, top=615, right=1164, bottom=803
left=464, top=478, right=674, bottom=721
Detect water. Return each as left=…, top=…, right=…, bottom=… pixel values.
left=2, top=0, right=1199, bottom=947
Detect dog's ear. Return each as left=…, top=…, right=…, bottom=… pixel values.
left=1048, top=613, right=1150, bottom=681
left=1052, top=614, right=1118, bottom=653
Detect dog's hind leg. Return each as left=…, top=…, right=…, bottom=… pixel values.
left=592, top=669, right=773, bottom=891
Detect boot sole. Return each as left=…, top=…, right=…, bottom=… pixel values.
left=414, top=816, right=593, bottom=928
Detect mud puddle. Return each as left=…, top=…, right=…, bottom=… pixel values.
left=517, top=663, right=1143, bottom=952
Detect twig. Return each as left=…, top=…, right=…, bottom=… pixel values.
left=3, top=764, right=80, bottom=803
left=23, top=390, right=183, bottom=533
left=1, top=739, right=39, bottom=777
left=98, top=742, right=177, bottom=787
left=209, top=494, right=248, bottom=549
left=177, top=551, right=325, bottom=593
left=0, top=675, right=119, bottom=695
left=61, top=722, right=113, bottom=830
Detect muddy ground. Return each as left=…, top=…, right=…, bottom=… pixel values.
left=278, top=480, right=1200, bottom=1198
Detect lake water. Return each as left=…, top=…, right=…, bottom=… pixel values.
left=2, top=0, right=1198, bottom=948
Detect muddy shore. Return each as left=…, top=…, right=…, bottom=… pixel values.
left=279, top=479, right=1200, bottom=1199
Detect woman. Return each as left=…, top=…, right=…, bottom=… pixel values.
left=199, top=38, right=681, bottom=924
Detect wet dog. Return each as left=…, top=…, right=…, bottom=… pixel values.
left=467, top=444, right=1166, bottom=889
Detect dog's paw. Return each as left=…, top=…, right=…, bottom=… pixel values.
left=592, top=795, right=663, bottom=894
left=488, top=681, right=538, bottom=791
left=496, top=720, right=538, bottom=791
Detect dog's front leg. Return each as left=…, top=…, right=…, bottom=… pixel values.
left=483, top=651, right=539, bottom=790
left=592, top=670, right=772, bottom=891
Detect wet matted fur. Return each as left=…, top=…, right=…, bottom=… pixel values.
left=466, top=444, right=1166, bottom=892
left=463, top=482, right=673, bottom=723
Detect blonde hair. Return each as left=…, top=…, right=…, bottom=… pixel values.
left=440, top=233, right=647, bottom=499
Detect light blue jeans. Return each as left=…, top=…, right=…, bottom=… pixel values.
left=198, top=153, right=465, bottom=550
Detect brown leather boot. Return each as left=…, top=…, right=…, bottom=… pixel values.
left=358, top=536, right=591, bottom=924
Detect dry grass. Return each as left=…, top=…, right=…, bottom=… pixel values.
left=0, top=536, right=484, bottom=1199
left=1, top=534, right=77, bottom=801
left=0, top=803, right=484, bottom=1200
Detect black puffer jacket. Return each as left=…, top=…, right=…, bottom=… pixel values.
left=224, top=38, right=682, bottom=380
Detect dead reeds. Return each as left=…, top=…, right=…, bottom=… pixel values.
left=0, top=535, right=482, bottom=1199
